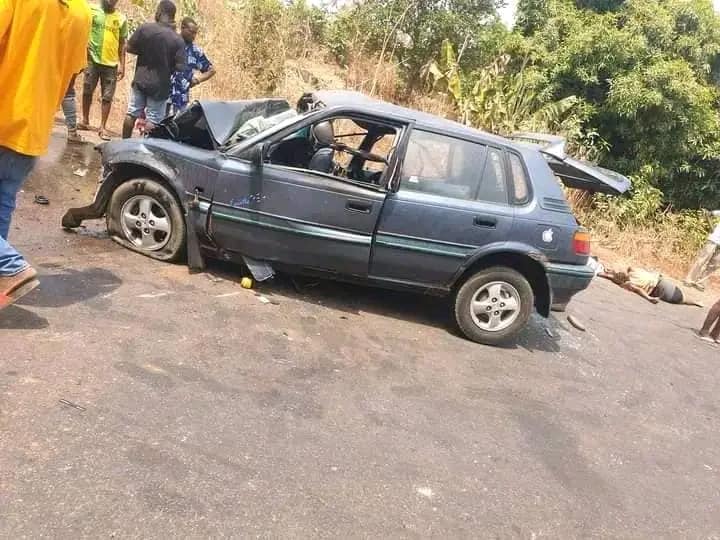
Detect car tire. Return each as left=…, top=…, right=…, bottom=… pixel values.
left=106, top=177, right=186, bottom=262
left=454, top=266, right=534, bottom=345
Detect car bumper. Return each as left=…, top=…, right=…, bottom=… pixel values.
left=546, top=262, right=595, bottom=311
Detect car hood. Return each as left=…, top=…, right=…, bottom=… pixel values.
left=509, top=132, right=631, bottom=195
left=162, top=99, right=292, bottom=147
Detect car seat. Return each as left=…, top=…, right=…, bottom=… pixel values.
left=308, top=121, right=336, bottom=174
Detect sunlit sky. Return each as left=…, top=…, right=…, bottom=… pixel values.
left=498, top=0, right=720, bottom=28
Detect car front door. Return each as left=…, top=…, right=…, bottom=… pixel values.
left=208, top=116, right=398, bottom=276
left=370, top=129, right=515, bottom=287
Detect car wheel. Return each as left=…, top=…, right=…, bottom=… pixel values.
left=106, top=177, right=186, bottom=262
left=454, top=266, right=534, bottom=345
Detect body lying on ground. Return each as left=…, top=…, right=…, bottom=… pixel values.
left=599, top=267, right=703, bottom=307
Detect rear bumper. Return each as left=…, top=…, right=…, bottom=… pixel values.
left=546, top=262, right=595, bottom=310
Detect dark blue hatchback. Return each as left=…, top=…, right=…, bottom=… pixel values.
left=63, top=91, right=630, bottom=344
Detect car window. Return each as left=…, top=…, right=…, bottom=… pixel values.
left=400, top=130, right=486, bottom=201
left=265, top=116, right=397, bottom=187
left=477, top=148, right=508, bottom=204
left=508, top=153, right=530, bottom=204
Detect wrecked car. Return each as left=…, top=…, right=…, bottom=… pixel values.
left=63, top=91, right=630, bottom=345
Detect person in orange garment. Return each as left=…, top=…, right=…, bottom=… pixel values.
left=0, top=0, right=91, bottom=311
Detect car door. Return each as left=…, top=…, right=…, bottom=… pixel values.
left=370, top=129, right=515, bottom=286
left=208, top=147, right=387, bottom=277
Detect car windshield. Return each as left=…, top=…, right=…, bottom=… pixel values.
left=226, top=109, right=321, bottom=154
left=224, top=109, right=312, bottom=150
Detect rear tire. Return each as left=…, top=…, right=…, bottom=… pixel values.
left=106, top=178, right=186, bottom=262
left=454, top=266, right=534, bottom=345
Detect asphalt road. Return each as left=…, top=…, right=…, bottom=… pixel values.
left=1, top=135, right=719, bottom=538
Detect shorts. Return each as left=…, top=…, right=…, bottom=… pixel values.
left=127, top=87, right=168, bottom=126
left=652, top=278, right=684, bottom=304
left=83, top=61, right=118, bottom=103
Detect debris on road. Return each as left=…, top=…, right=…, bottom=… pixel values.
left=567, top=315, right=587, bottom=332
left=33, top=195, right=49, bottom=205
left=243, top=256, right=274, bottom=282
left=72, top=167, right=88, bottom=177
left=257, top=295, right=271, bottom=304
left=241, top=277, right=254, bottom=289
left=59, top=399, right=86, bottom=411
left=137, top=292, right=172, bottom=299
left=215, top=292, right=241, bottom=298
left=545, top=327, right=556, bottom=338
left=205, top=273, right=225, bottom=283
left=416, top=487, right=434, bottom=499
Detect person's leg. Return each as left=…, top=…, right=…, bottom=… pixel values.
left=61, top=82, right=84, bottom=143
left=62, top=84, right=77, bottom=131
left=99, top=65, right=118, bottom=139
left=0, top=147, right=37, bottom=282
left=700, top=298, right=720, bottom=337
left=144, top=95, right=169, bottom=131
left=686, top=241, right=716, bottom=285
left=123, top=87, right=145, bottom=139
left=81, top=63, right=100, bottom=129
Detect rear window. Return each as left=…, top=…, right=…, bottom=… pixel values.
left=477, top=148, right=508, bottom=204
left=508, top=153, right=530, bottom=204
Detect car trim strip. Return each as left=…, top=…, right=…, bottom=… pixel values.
left=211, top=207, right=371, bottom=245
left=374, top=233, right=472, bottom=258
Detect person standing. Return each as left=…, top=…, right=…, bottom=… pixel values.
left=79, top=0, right=127, bottom=141
left=685, top=210, right=720, bottom=290
left=122, top=0, right=185, bottom=138
left=697, top=297, right=720, bottom=344
left=62, top=77, right=84, bottom=143
left=0, top=0, right=91, bottom=309
left=169, top=17, right=216, bottom=114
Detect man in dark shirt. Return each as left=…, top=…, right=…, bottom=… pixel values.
left=122, top=0, right=185, bottom=138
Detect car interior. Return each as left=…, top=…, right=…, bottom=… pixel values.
left=265, top=117, right=399, bottom=187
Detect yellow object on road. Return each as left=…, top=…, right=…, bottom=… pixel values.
left=241, top=277, right=253, bottom=289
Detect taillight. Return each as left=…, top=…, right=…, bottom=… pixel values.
left=573, top=229, right=591, bottom=256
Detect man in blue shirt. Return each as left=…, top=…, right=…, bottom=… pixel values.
left=169, top=17, right=216, bottom=113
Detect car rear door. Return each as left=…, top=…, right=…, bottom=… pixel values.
left=370, top=129, right=515, bottom=286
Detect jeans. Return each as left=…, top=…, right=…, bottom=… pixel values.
left=0, top=147, right=36, bottom=277
left=127, top=86, right=168, bottom=125
left=62, top=85, right=78, bottom=130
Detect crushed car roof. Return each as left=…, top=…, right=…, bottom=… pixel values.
left=307, top=90, right=511, bottom=146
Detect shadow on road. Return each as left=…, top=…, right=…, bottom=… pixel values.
left=206, top=260, right=562, bottom=352
left=16, top=266, right=122, bottom=309
left=0, top=306, right=50, bottom=330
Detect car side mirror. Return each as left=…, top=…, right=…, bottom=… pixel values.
left=251, top=143, right=266, bottom=167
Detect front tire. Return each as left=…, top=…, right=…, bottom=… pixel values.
left=454, top=266, right=534, bottom=345
left=106, top=178, right=186, bottom=262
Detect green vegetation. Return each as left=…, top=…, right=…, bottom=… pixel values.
left=125, top=0, right=720, bottom=271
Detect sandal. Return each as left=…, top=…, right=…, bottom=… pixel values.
left=696, top=332, right=717, bottom=345
left=77, top=122, right=92, bottom=131
left=0, top=268, right=40, bottom=311
left=99, top=129, right=112, bottom=141
left=33, top=195, right=49, bottom=205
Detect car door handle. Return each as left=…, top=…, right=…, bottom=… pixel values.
left=346, top=200, right=372, bottom=214
left=473, top=215, right=497, bottom=228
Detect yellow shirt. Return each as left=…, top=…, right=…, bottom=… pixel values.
left=0, top=0, right=92, bottom=156
left=628, top=268, right=661, bottom=294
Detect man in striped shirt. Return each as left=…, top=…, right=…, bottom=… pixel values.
left=80, top=0, right=128, bottom=140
